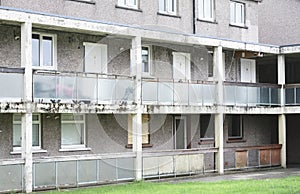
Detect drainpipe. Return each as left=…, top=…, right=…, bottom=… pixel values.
left=193, top=0, right=196, bottom=34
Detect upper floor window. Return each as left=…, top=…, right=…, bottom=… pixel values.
left=159, top=0, right=177, bottom=15
left=13, top=114, right=41, bottom=151
left=118, top=0, right=138, bottom=9
left=198, top=0, right=215, bottom=21
left=142, top=46, right=151, bottom=75
left=230, top=1, right=245, bottom=26
left=32, top=32, right=57, bottom=69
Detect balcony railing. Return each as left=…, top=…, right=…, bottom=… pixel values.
left=0, top=68, right=24, bottom=102
left=142, top=79, right=216, bottom=106
left=285, top=84, right=300, bottom=105
left=33, top=71, right=134, bottom=104
left=224, top=82, right=281, bottom=106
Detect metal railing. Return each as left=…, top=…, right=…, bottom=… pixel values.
left=224, top=144, right=282, bottom=170
left=0, top=159, right=24, bottom=192
left=142, top=148, right=217, bottom=179
left=142, top=79, right=216, bottom=106
left=33, top=71, right=134, bottom=104
left=224, top=82, right=281, bottom=106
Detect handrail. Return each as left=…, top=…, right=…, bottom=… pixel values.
left=224, top=81, right=281, bottom=88
left=224, top=144, right=282, bottom=152
left=0, top=67, right=25, bottom=73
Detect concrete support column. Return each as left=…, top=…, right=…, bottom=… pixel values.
left=277, top=54, right=286, bottom=168
left=278, top=54, right=285, bottom=106
left=215, top=113, right=224, bottom=174
left=213, top=45, right=224, bottom=174
left=131, top=36, right=143, bottom=181
left=21, top=22, right=33, bottom=193
left=278, top=114, right=287, bottom=168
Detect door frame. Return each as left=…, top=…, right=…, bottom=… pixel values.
left=173, top=115, right=187, bottom=150
left=172, top=52, right=191, bottom=80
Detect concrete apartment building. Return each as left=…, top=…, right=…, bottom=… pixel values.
left=0, top=0, right=299, bottom=192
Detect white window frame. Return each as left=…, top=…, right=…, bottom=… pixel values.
left=13, top=114, right=42, bottom=151
left=230, top=1, right=245, bottom=27
left=31, top=32, right=57, bottom=70
left=142, top=46, right=152, bottom=76
left=118, top=0, right=138, bottom=9
left=61, top=114, right=86, bottom=149
left=198, top=0, right=215, bottom=22
left=159, top=0, right=177, bottom=15
left=228, top=115, right=243, bottom=140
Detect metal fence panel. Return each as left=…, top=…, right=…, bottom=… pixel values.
left=78, top=160, right=97, bottom=184
left=57, top=161, right=76, bottom=186
left=34, top=162, right=56, bottom=188
left=0, top=164, right=22, bottom=192
left=117, top=158, right=135, bottom=180
left=99, top=159, right=117, bottom=182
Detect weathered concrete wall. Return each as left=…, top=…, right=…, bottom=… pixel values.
left=258, top=0, right=300, bottom=45
left=195, top=0, right=259, bottom=43
left=0, top=25, right=21, bottom=68
left=223, top=115, right=278, bottom=168
left=286, top=115, right=300, bottom=165
left=1, top=0, right=193, bottom=34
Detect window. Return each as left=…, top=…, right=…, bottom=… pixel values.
left=200, top=114, right=214, bottom=140
left=13, top=114, right=41, bottom=150
left=128, top=115, right=150, bottom=145
left=118, top=0, right=138, bottom=9
left=142, top=46, right=151, bottom=75
left=61, top=114, right=86, bottom=148
left=198, top=0, right=215, bottom=21
left=32, top=33, right=57, bottom=69
left=228, top=115, right=243, bottom=139
left=159, top=0, right=177, bottom=15
left=230, top=1, right=245, bottom=26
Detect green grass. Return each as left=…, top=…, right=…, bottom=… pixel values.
left=42, top=177, right=300, bottom=194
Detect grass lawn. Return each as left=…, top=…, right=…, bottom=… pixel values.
left=43, top=176, right=300, bottom=194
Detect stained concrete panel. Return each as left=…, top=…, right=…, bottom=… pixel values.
left=158, top=156, right=173, bottom=175
left=189, top=154, right=204, bottom=173
left=175, top=155, right=189, bottom=174
left=143, top=157, right=159, bottom=177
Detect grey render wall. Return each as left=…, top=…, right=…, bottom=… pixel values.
left=1, top=0, right=260, bottom=43
left=258, top=0, right=300, bottom=45
left=195, top=0, right=259, bottom=43
left=1, top=0, right=193, bottom=34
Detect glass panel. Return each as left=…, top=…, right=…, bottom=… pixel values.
left=230, top=2, right=235, bottom=23
left=13, top=124, right=21, bottom=147
left=32, top=34, right=40, bottom=67
left=224, top=85, right=235, bottom=105
left=175, top=118, right=185, bottom=149
left=259, top=87, right=270, bottom=105
left=98, top=79, right=115, bottom=102
left=296, top=88, right=300, bottom=104
left=57, top=76, right=76, bottom=100
left=199, top=0, right=204, bottom=18
left=236, top=86, right=247, bottom=105
left=32, top=124, right=40, bottom=146
left=285, top=88, right=295, bottom=105
left=247, top=86, right=258, bottom=106
left=13, top=114, right=22, bottom=122
left=77, top=77, right=97, bottom=101
left=200, top=114, right=214, bottom=139
left=0, top=73, right=23, bottom=99
left=42, top=36, right=53, bottom=66
left=174, top=82, right=188, bottom=104
left=33, top=74, right=57, bottom=99
left=61, top=123, right=84, bottom=145
left=202, top=84, right=215, bottom=105
left=236, top=3, right=242, bottom=24
left=62, top=114, right=84, bottom=121
left=142, top=81, right=157, bottom=102
left=158, top=82, right=173, bottom=104
left=115, top=79, right=134, bottom=101
left=32, top=114, right=39, bottom=121
left=271, top=88, right=280, bottom=105
left=189, top=83, right=202, bottom=105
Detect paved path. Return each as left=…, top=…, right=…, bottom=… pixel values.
left=152, top=168, right=300, bottom=183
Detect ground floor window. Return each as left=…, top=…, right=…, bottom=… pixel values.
left=228, top=115, right=243, bottom=140
left=61, top=114, right=86, bottom=148
left=13, top=114, right=41, bottom=150
left=200, top=114, right=214, bottom=141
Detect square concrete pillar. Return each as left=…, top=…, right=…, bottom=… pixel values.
left=215, top=113, right=224, bottom=174
left=278, top=114, right=286, bottom=168
left=21, top=21, right=33, bottom=193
